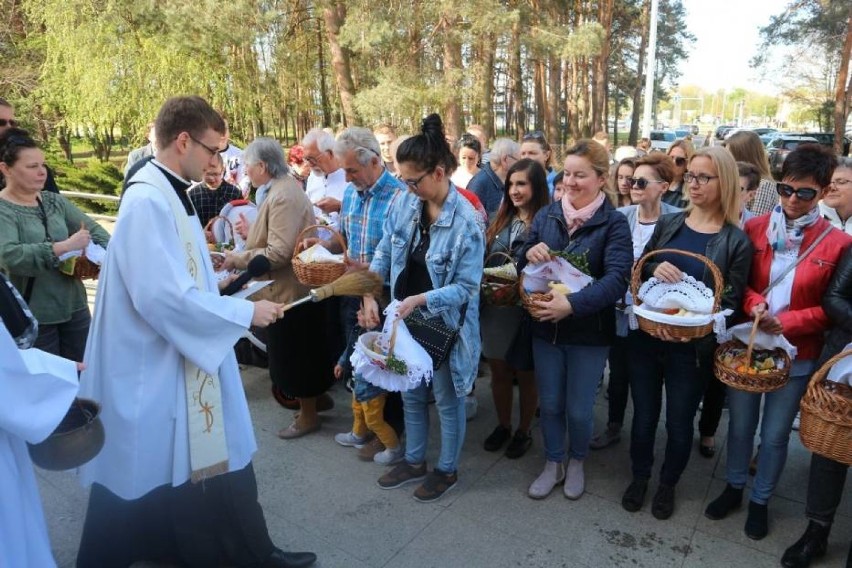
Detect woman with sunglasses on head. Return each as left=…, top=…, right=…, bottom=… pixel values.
left=819, top=157, right=852, bottom=235
left=518, top=140, right=632, bottom=500
left=723, top=130, right=778, bottom=216
left=0, top=128, right=110, bottom=361
left=481, top=158, right=550, bottom=459
left=705, top=144, right=852, bottom=541
left=520, top=131, right=559, bottom=196
left=591, top=153, right=681, bottom=450
left=610, top=157, right=636, bottom=208
left=661, top=139, right=694, bottom=208
left=363, top=114, right=484, bottom=503
left=622, top=146, right=752, bottom=520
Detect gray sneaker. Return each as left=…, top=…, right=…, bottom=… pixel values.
left=589, top=423, right=622, bottom=450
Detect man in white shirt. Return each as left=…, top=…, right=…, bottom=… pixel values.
left=302, top=128, right=347, bottom=224
left=76, top=96, right=316, bottom=568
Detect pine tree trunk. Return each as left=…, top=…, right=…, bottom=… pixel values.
left=511, top=21, right=525, bottom=138
left=547, top=53, right=561, bottom=147
left=629, top=0, right=650, bottom=146
left=482, top=35, right=496, bottom=141
left=323, top=3, right=359, bottom=127
left=316, top=15, right=332, bottom=127
left=441, top=14, right=463, bottom=138
left=833, top=10, right=851, bottom=155
left=592, top=0, right=613, bottom=134
left=534, top=60, right=545, bottom=132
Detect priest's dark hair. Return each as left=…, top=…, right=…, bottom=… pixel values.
left=0, top=127, right=38, bottom=166
left=397, top=113, right=457, bottom=174
left=155, top=96, right=226, bottom=151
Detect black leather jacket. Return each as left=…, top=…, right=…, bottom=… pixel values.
left=820, top=247, right=852, bottom=364
left=640, top=212, right=754, bottom=326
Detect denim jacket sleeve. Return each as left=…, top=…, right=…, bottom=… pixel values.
left=368, top=197, right=398, bottom=280
left=424, top=217, right=485, bottom=314
left=568, top=213, right=632, bottom=318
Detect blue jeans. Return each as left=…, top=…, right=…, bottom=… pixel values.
left=401, top=363, right=466, bottom=473
left=628, top=331, right=711, bottom=485
left=533, top=338, right=609, bottom=462
left=725, top=363, right=814, bottom=504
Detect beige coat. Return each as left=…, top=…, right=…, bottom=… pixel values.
left=231, top=175, right=314, bottom=304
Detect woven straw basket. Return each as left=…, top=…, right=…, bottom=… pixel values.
left=291, top=224, right=348, bottom=287
left=714, top=316, right=791, bottom=393
left=481, top=251, right=520, bottom=307
left=799, top=349, right=852, bottom=466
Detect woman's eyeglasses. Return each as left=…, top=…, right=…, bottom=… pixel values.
left=672, top=157, right=687, bottom=167
left=628, top=177, right=663, bottom=190
left=404, top=170, right=432, bottom=191
left=830, top=178, right=852, bottom=189
left=776, top=183, right=818, bottom=201
left=0, top=119, right=18, bottom=128
left=684, top=172, right=719, bottom=185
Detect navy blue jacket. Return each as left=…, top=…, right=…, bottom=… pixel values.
left=467, top=162, right=503, bottom=222
left=518, top=199, right=633, bottom=346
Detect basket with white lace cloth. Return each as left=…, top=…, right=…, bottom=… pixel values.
left=519, top=256, right=593, bottom=317
left=350, top=300, right=433, bottom=392
left=627, top=248, right=731, bottom=339
left=714, top=317, right=795, bottom=393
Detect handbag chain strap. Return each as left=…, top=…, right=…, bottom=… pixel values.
left=761, top=224, right=833, bottom=296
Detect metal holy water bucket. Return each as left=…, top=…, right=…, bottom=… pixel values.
left=28, top=398, right=105, bottom=471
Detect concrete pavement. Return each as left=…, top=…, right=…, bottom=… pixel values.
left=39, top=363, right=851, bottom=568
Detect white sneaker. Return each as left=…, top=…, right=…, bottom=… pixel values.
left=334, top=431, right=369, bottom=447
left=528, top=461, right=565, bottom=499
left=465, top=395, right=478, bottom=422
left=374, top=445, right=405, bottom=465
left=564, top=458, right=585, bottom=500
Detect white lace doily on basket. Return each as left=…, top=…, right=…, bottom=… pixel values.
left=637, top=275, right=714, bottom=312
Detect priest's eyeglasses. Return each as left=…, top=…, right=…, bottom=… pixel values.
left=189, top=134, right=222, bottom=157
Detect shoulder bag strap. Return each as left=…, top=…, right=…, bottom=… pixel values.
left=24, top=197, right=53, bottom=303
left=761, top=224, right=833, bottom=296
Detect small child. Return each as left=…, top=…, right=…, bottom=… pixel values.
left=334, top=350, right=404, bottom=466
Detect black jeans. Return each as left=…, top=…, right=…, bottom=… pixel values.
left=628, top=331, right=711, bottom=485
left=34, top=307, right=91, bottom=362
left=806, top=452, right=849, bottom=525
left=606, top=333, right=631, bottom=426
left=698, top=373, right=726, bottom=438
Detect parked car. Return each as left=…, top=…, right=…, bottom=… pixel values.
left=674, top=128, right=691, bottom=140
left=785, top=132, right=850, bottom=156
left=649, top=130, right=677, bottom=152
left=750, top=127, right=777, bottom=137
left=767, top=135, right=819, bottom=178
left=679, top=124, right=700, bottom=135
left=760, top=131, right=787, bottom=147
left=715, top=125, right=736, bottom=140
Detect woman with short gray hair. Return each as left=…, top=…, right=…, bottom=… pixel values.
left=223, top=137, right=334, bottom=439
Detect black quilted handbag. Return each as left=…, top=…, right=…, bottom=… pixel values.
left=404, top=304, right=468, bottom=369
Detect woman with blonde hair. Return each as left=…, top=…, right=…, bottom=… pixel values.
left=662, top=139, right=695, bottom=208
left=723, top=131, right=776, bottom=215
left=622, top=146, right=752, bottom=520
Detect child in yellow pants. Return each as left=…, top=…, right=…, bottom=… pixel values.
left=334, top=364, right=403, bottom=465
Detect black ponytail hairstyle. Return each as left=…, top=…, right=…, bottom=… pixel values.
left=396, top=113, right=458, bottom=174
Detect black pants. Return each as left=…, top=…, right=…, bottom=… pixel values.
left=77, top=463, right=275, bottom=568
left=34, top=307, right=90, bottom=362
left=806, top=452, right=849, bottom=525
left=606, top=333, right=631, bottom=426
left=698, top=373, right=726, bottom=438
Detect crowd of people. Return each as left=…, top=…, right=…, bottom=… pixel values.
left=1, top=92, right=851, bottom=568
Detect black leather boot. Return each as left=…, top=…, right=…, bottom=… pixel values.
left=780, top=521, right=829, bottom=567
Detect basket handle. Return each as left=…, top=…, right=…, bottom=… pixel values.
left=204, top=215, right=235, bottom=245
left=293, top=224, right=348, bottom=261
left=630, top=247, right=723, bottom=311
left=484, top=250, right=517, bottom=268
left=388, top=317, right=400, bottom=359
left=806, top=348, right=852, bottom=389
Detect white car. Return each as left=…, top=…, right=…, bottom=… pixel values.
left=649, top=130, right=677, bottom=152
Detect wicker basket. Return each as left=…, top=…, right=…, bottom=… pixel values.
left=519, top=273, right=553, bottom=317
left=204, top=216, right=235, bottom=272
left=799, top=349, right=852, bottom=466
left=73, top=255, right=100, bottom=280
left=714, top=317, right=791, bottom=393
left=481, top=251, right=520, bottom=307
left=291, top=224, right=348, bottom=287
left=631, top=248, right=723, bottom=340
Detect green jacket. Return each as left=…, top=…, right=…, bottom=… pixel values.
left=0, top=191, right=110, bottom=324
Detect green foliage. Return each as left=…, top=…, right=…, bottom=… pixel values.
left=50, top=158, right=123, bottom=215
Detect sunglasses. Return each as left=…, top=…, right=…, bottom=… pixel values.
left=776, top=183, right=818, bottom=201
left=0, top=119, right=18, bottom=127
left=629, top=177, right=663, bottom=190
left=672, top=157, right=687, bottom=167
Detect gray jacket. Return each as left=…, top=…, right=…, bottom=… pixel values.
left=616, top=202, right=682, bottom=232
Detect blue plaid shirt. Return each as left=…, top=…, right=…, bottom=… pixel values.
left=339, top=169, right=405, bottom=264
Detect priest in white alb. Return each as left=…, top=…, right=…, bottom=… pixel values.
left=76, top=96, right=317, bottom=568
left=0, top=273, right=79, bottom=568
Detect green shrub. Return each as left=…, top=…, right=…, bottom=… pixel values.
left=50, top=159, right=123, bottom=215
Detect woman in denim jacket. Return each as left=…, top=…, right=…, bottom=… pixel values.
left=517, top=140, right=633, bottom=501
left=363, top=114, right=484, bottom=503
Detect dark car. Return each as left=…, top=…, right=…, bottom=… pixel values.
left=715, top=125, right=736, bottom=140
left=767, top=135, right=819, bottom=179
left=786, top=132, right=850, bottom=156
